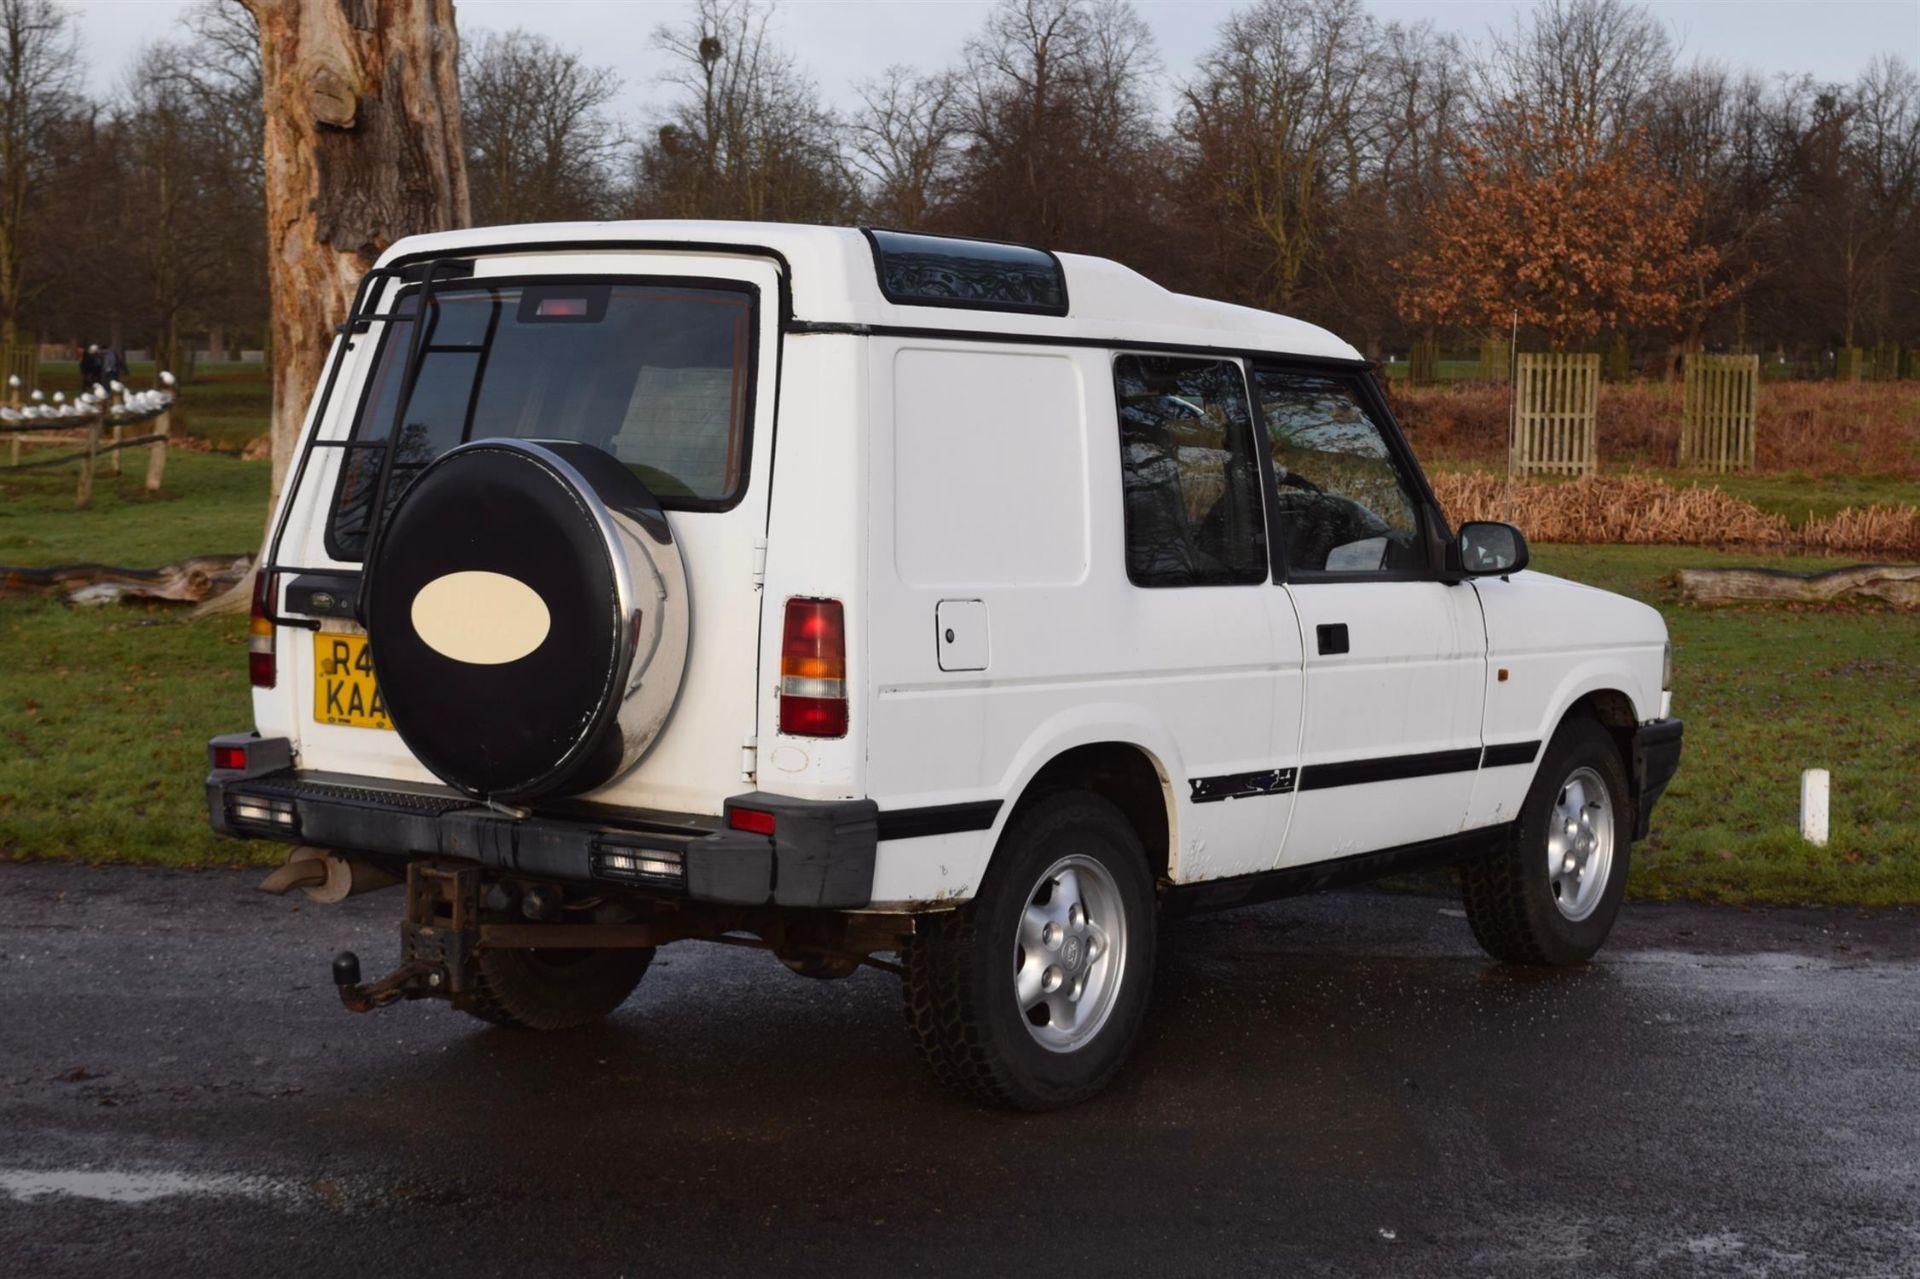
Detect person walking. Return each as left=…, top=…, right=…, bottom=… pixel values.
left=79, top=344, right=104, bottom=390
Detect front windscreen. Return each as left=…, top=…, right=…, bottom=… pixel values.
left=326, top=278, right=754, bottom=560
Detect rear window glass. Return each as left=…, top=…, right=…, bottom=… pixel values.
left=866, top=229, right=1067, bottom=315
left=326, top=279, right=753, bottom=560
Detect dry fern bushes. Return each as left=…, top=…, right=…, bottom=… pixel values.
left=1392, top=380, right=1920, bottom=475
left=1429, top=473, right=1920, bottom=558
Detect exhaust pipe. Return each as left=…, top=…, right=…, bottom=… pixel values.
left=257, top=847, right=401, bottom=904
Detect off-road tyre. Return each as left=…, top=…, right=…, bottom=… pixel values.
left=462, top=946, right=653, bottom=1030
left=902, top=791, right=1157, bottom=1111
left=1462, top=714, right=1632, bottom=966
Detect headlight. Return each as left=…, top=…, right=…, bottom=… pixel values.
left=1662, top=642, right=1672, bottom=691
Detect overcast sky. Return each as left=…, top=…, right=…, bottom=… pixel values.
left=77, top=0, right=1920, bottom=124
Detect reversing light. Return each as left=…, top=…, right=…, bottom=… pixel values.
left=227, top=795, right=298, bottom=831
left=249, top=571, right=277, bottom=688
left=779, top=598, right=848, bottom=737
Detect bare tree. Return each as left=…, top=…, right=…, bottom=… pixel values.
left=951, top=0, right=1160, bottom=256
left=0, top=0, right=76, bottom=354
left=849, top=66, right=958, bottom=228
left=462, top=30, right=624, bottom=225
left=116, top=48, right=229, bottom=372
left=1481, top=0, right=1674, bottom=156
left=633, top=0, right=852, bottom=223
left=1175, top=0, right=1380, bottom=311
left=1844, top=55, right=1920, bottom=347
left=1322, top=19, right=1471, bottom=353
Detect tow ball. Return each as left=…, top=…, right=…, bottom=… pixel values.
left=331, top=951, right=445, bottom=1013
left=329, top=861, right=480, bottom=1013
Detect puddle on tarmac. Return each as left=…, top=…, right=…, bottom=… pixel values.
left=0, top=1169, right=278, bottom=1205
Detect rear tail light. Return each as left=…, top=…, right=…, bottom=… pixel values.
left=212, top=744, right=248, bottom=771
left=779, top=598, right=847, bottom=737
left=249, top=571, right=277, bottom=688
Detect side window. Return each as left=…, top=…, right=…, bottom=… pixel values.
left=1113, top=354, right=1267, bottom=587
left=1252, top=370, right=1428, bottom=576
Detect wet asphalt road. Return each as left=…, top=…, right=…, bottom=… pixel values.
left=2, top=865, right=1917, bottom=1278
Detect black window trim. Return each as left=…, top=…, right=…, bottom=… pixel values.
left=860, top=226, right=1071, bottom=319
left=1248, top=360, right=1454, bottom=586
left=1109, top=348, right=1271, bottom=591
left=320, top=271, right=764, bottom=564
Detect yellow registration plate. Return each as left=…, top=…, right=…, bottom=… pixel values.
left=314, top=632, right=393, bottom=731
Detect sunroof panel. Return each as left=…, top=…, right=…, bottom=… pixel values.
left=865, top=229, right=1068, bottom=316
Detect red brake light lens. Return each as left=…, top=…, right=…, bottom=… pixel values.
left=248, top=571, right=277, bottom=689
left=213, top=745, right=248, bottom=771
left=779, top=598, right=847, bottom=737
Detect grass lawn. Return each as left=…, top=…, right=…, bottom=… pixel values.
left=0, top=449, right=267, bottom=563
left=1532, top=545, right=1920, bottom=905
left=1, top=454, right=1916, bottom=902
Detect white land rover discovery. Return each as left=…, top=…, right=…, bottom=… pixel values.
left=209, top=222, right=1682, bottom=1110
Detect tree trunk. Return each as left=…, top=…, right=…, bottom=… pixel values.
left=1676, top=565, right=1920, bottom=610
left=245, top=0, right=469, bottom=512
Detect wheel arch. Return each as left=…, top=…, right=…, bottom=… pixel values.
left=1563, top=687, right=1638, bottom=772
left=1004, top=741, right=1177, bottom=884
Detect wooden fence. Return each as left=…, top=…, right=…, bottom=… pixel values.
left=3, top=340, right=39, bottom=390
left=1512, top=352, right=1600, bottom=476
left=1679, top=353, right=1759, bottom=471
left=1, top=375, right=176, bottom=508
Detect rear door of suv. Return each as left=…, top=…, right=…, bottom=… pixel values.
left=267, top=249, right=783, bottom=816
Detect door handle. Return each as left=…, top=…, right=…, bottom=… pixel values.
left=1316, top=623, right=1349, bottom=655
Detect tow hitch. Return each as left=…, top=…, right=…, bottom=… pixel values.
left=332, top=952, right=443, bottom=1012
left=331, top=861, right=480, bottom=1014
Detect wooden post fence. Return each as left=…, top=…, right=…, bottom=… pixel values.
left=1512, top=353, right=1601, bottom=477
left=144, top=409, right=170, bottom=493
left=75, top=416, right=100, bottom=509
left=1680, top=353, right=1759, bottom=472
left=2, top=375, right=176, bottom=506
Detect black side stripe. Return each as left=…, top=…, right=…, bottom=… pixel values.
left=1189, top=740, right=1544, bottom=800
left=1481, top=740, right=1542, bottom=768
left=876, top=800, right=1001, bottom=842
left=1297, top=747, right=1483, bottom=791
left=1191, top=768, right=1298, bottom=803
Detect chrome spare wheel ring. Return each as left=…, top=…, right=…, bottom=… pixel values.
left=1547, top=765, right=1616, bottom=922
left=1013, top=854, right=1128, bottom=1053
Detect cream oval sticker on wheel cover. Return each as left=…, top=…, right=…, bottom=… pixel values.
left=409, top=571, right=552, bottom=665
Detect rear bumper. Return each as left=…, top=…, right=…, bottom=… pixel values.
left=1631, top=717, right=1684, bottom=841
left=206, top=734, right=878, bottom=909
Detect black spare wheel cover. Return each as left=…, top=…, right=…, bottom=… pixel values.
left=364, top=439, right=690, bottom=803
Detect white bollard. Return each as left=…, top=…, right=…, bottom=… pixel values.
left=1801, top=768, right=1830, bottom=847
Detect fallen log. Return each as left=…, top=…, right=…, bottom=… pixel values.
left=1675, top=563, right=1920, bottom=609
left=0, top=554, right=254, bottom=605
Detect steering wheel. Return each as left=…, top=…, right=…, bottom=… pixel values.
left=1276, top=468, right=1324, bottom=495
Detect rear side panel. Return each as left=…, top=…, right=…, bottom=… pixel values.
left=259, top=250, right=785, bottom=817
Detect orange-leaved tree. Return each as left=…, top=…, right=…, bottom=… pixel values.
left=1398, top=102, right=1730, bottom=349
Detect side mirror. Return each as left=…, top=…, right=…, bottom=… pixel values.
left=1458, top=521, right=1529, bottom=576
